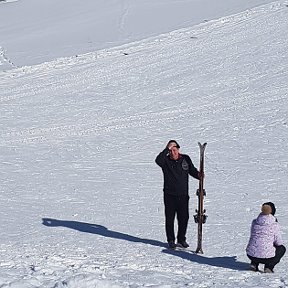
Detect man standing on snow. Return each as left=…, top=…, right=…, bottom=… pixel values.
left=155, top=140, right=200, bottom=249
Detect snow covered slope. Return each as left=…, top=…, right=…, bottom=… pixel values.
left=0, top=0, right=276, bottom=70
left=0, top=1, right=288, bottom=287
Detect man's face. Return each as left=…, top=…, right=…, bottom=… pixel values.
left=169, top=145, right=180, bottom=160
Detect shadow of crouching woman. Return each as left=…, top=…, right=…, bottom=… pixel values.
left=42, top=218, right=166, bottom=248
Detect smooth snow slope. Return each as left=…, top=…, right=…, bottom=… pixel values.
left=0, top=0, right=277, bottom=70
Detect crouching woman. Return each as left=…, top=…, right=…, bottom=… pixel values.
left=246, top=202, right=286, bottom=273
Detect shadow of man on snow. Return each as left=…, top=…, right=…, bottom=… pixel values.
left=42, top=218, right=166, bottom=248
left=42, top=218, right=247, bottom=271
left=162, top=249, right=248, bottom=271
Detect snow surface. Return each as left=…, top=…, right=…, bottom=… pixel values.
left=1, top=0, right=288, bottom=287
left=0, top=0, right=276, bottom=70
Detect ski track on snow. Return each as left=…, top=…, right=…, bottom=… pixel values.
left=0, top=2, right=287, bottom=147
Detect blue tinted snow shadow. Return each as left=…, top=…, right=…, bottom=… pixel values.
left=42, top=218, right=248, bottom=271
left=162, top=249, right=248, bottom=271
left=42, top=218, right=166, bottom=248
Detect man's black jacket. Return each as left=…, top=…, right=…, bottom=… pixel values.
left=155, top=148, right=199, bottom=196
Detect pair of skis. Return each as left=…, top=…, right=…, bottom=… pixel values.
left=193, top=142, right=207, bottom=254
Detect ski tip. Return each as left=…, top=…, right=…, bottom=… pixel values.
left=198, top=142, right=207, bottom=148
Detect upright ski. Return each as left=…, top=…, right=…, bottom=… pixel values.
left=194, top=142, right=207, bottom=254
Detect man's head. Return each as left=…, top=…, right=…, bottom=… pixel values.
left=167, top=140, right=180, bottom=160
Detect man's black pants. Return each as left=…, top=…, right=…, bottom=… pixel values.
left=164, top=194, right=189, bottom=243
left=247, top=245, right=286, bottom=270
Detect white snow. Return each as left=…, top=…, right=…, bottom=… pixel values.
left=0, top=0, right=288, bottom=287
left=0, top=0, right=276, bottom=70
